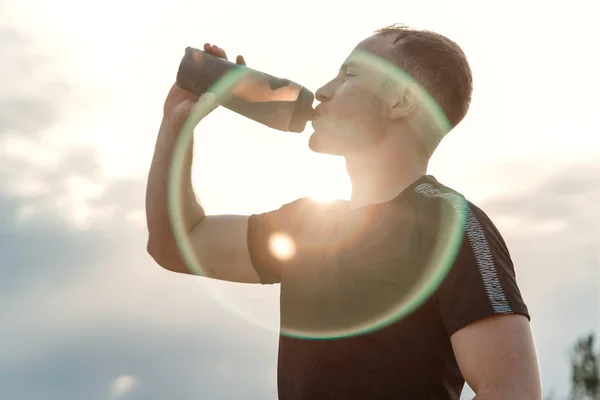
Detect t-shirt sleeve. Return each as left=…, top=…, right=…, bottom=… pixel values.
left=426, top=200, right=530, bottom=336
left=246, top=197, right=313, bottom=285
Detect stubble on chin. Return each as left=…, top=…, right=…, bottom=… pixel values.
left=308, top=130, right=347, bottom=156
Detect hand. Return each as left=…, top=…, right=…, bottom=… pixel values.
left=163, top=43, right=246, bottom=131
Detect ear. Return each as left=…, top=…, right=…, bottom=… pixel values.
left=387, top=84, right=419, bottom=121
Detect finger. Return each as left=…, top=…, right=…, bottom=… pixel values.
left=214, top=45, right=228, bottom=60
left=205, top=43, right=218, bottom=56
left=236, top=55, right=246, bottom=66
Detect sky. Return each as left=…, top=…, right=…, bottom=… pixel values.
left=1, top=0, right=599, bottom=399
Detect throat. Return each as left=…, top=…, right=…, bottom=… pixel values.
left=349, top=176, right=421, bottom=209
left=346, top=159, right=427, bottom=209
left=343, top=127, right=429, bottom=209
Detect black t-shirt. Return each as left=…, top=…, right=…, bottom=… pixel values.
left=247, top=175, right=529, bottom=400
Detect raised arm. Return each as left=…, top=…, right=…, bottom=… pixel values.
left=145, top=44, right=260, bottom=284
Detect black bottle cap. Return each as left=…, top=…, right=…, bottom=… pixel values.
left=289, top=87, right=315, bottom=133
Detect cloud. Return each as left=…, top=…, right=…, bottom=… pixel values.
left=0, top=26, right=596, bottom=396
left=0, top=149, right=280, bottom=400
left=0, top=102, right=279, bottom=400
left=3, top=154, right=594, bottom=400
left=109, top=375, right=137, bottom=399
left=0, top=146, right=135, bottom=297
left=484, top=161, right=600, bottom=235
left=0, top=27, right=70, bottom=138
left=0, top=322, right=278, bottom=400
left=1, top=144, right=597, bottom=399
left=0, top=36, right=279, bottom=394
left=479, top=161, right=600, bottom=397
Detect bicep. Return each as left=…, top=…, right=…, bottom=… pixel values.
left=424, top=199, right=539, bottom=396
left=451, top=314, right=542, bottom=399
left=153, top=198, right=310, bottom=284
left=187, top=215, right=261, bottom=283
left=153, top=214, right=261, bottom=284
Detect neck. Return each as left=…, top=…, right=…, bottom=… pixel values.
left=345, top=141, right=428, bottom=209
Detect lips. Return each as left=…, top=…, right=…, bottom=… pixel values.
left=310, top=114, right=328, bottom=130
left=311, top=105, right=330, bottom=129
left=314, top=105, right=325, bottom=118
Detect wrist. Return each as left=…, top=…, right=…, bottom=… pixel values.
left=165, top=102, right=194, bottom=135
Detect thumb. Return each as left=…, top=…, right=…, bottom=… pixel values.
left=235, top=55, right=246, bottom=66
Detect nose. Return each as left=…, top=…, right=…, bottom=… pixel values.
left=315, top=80, right=334, bottom=103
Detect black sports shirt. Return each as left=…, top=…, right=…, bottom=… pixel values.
left=247, top=175, right=530, bottom=399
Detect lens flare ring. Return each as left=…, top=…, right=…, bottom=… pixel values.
left=167, top=53, right=465, bottom=339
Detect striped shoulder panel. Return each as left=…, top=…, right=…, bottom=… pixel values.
left=413, top=182, right=513, bottom=314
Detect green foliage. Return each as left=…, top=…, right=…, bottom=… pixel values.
left=571, top=333, right=599, bottom=400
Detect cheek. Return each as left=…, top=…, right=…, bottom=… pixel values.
left=328, top=88, right=365, bottom=121
left=318, top=81, right=386, bottom=139
left=342, top=89, right=385, bottom=129
left=344, top=81, right=383, bottom=110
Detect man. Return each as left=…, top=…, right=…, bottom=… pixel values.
left=146, top=24, right=542, bottom=399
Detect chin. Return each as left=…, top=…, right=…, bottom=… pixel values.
left=308, top=131, right=347, bottom=156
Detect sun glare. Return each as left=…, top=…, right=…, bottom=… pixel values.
left=308, top=182, right=351, bottom=204
left=268, top=232, right=296, bottom=261
left=309, top=193, right=343, bottom=204
left=305, top=156, right=352, bottom=204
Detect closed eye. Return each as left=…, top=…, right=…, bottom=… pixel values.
left=344, top=68, right=357, bottom=77
left=339, top=63, right=359, bottom=78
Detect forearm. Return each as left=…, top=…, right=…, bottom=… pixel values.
left=470, top=386, right=542, bottom=400
left=471, top=395, right=540, bottom=400
left=146, top=116, right=205, bottom=252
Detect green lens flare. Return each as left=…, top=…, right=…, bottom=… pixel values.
left=167, top=52, right=464, bottom=340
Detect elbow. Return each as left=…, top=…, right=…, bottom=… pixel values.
left=146, top=236, right=161, bottom=260
left=146, top=235, right=173, bottom=270
left=146, top=235, right=189, bottom=274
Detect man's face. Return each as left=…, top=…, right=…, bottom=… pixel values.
left=309, top=35, right=396, bottom=156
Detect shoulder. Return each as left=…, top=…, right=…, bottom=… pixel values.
left=413, top=178, right=468, bottom=215
left=418, top=181, right=531, bottom=335
left=246, top=197, right=348, bottom=284
left=410, top=179, right=470, bottom=246
left=272, top=197, right=348, bottom=221
left=411, top=178, right=516, bottom=280
left=412, top=178, right=501, bottom=237
left=249, top=196, right=349, bottom=235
